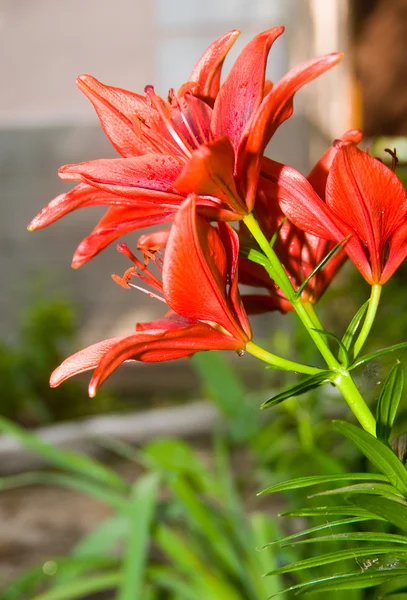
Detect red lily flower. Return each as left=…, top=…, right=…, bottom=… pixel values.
left=269, top=141, right=407, bottom=284
left=50, top=197, right=252, bottom=395
left=28, top=28, right=341, bottom=267
left=240, top=130, right=363, bottom=307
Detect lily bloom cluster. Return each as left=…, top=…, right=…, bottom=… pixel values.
left=28, top=28, right=407, bottom=395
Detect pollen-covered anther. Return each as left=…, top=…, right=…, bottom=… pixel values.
left=111, top=267, right=136, bottom=289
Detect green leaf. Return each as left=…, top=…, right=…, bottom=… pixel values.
left=340, top=300, right=369, bottom=363
left=261, top=371, right=333, bottom=409
left=381, top=584, right=407, bottom=597
left=266, top=545, right=407, bottom=576
left=312, top=329, right=350, bottom=366
left=295, top=237, right=348, bottom=300
left=269, top=569, right=404, bottom=597
left=1, top=557, right=119, bottom=600
left=350, top=341, right=407, bottom=370
left=350, top=495, right=407, bottom=534
left=192, top=351, right=260, bottom=442
left=260, top=472, right=387, bottom=495
left=118, top=473, right=160, bottom=600
left=31, top=572, right=121, bottom=600
left=280, top=532, right=407, bottom=547
left=335, top=421, right=407, bottom=496
left=169, top=476, right=242, bottom=577
left=377, top=362, right=405, bottom=441
left=263, top=517, right=375, bottom=547
left=0, top=471, right=129, bottom=512
left=309, top=482, right=404, bottom=501
left=0, top=416, right=127, bottom=492
left=280, top=505, right=383, bottom=519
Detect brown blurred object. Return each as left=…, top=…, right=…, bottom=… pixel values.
left=353, top=0, right=407, bottom=135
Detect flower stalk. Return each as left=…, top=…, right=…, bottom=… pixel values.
left=243, top=212, right=377, bottom=436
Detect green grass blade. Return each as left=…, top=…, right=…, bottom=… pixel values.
left=0, top=471, right=129, bottom=512
left=0, top=416, right=126, bottom=491
left=31, top=572, right=120, bottom=600
left=192, top=351, right=260, bottom=442
left=2, top=557, right=118, bottom=600
left=118, top=473, right=160, bottom=600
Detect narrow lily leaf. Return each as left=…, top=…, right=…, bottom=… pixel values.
left=294, top=568, right=407, bottom=595
left=339, top=300, right=369, bottom=363
left=280, top=532, right=407, bottom=547
left=335, top=421, right=407, bottom=496
left=350, top=495, right=407, bottom=534
left=261, top=371, right=333, bottom=409
left=295, top=237, right=348, bottom=300
left=376, top=362, right=405, bottom=442
left=350, top=341, right=407, bottom=370
left=309, top=482, right=403, bottom=500
left=381, top=585, right=407, bottom=597
left=0, top=416, right=127, bottom=492
left=311, top=329, right=350, bottom=366
left=247, top=247, right=271, bottom=269
left=266, top=545, right=407, bottom=576
left=269, top=570, right=401, bottom=597
left=280, top=505, right=382, bottom=519
left=269, top=217, right=287, bottom=248
left=263, top=517, right=371, bottom=547
left=260, top=472, right=387, bottom=495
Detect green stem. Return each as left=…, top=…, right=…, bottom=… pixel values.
left=243, top=213, right=340, bottom=368
left=243, top=213, right=377, bottom=436
left=353, top=284, right=382, bottom=358
left=333, top=371, right=377, bottom=436
left=246, top=341, right=322, bottom=375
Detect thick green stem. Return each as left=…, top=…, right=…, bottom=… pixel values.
left=333, top=372, right=377, bottom=436
left=243, top=213, right=377, bottom=436
left=243, top=213, right=340, bottom=369
left=246, top=341, right=322, bottom=375
left=353, top=284, right=382, bottom=358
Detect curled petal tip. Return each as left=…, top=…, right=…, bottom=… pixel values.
left=27, top=223, right=35, bottom=232
left=76, top=74, right=95, bottom=89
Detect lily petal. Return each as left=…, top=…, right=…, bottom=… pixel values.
left=182, top=30, right=240, bottom=105
left=327, top=145, right=407, bottom=282
left=72, top=205, right=176, bottom=268
left=76, top=75, right=152, bottom=157
left=175, top=137, right=246, bottom=214
left=163, top=196, right=247, bottom=340
left=27, top=183, right=129, bottom=230
left=59, top=155, right=183, bottom=198
left=211, top=27, right=285, bottom=150
left=307, top=129, right=363, bottom=198
left=241, top=52, right=342, bottom=209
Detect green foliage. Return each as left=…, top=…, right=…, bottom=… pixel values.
left=0, top=293, right=119, bottom=424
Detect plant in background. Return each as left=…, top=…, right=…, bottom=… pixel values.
left=18, top=25, right=407, bottom=597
